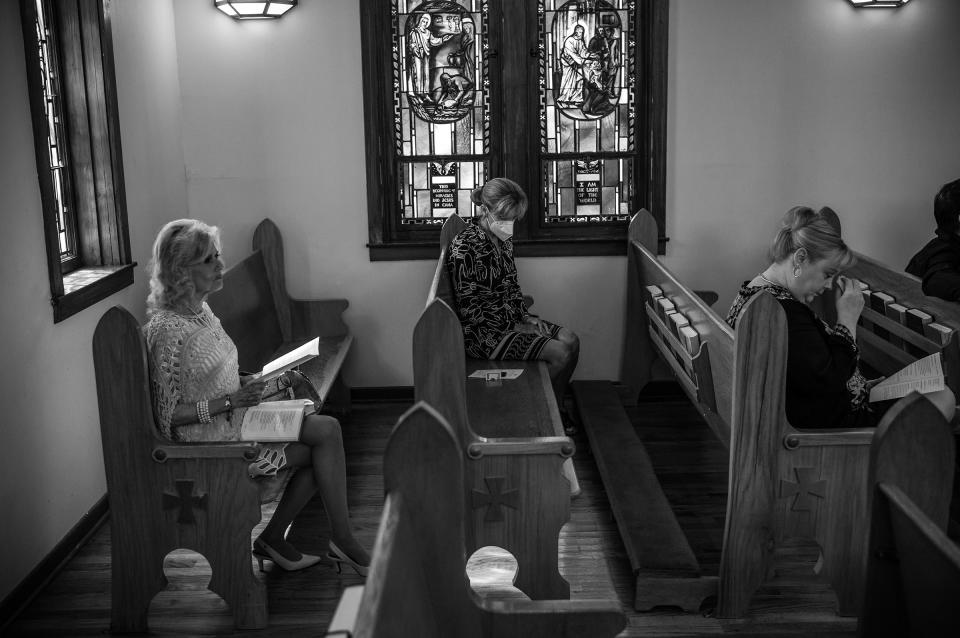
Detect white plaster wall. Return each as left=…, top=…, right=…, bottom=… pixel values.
left=169, top=0, right=625, bottom=387
left=0, top=0, right=187, bottom=602
left=666, top=0, right=960, bottom=312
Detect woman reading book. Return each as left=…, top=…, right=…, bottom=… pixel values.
left=726, top=206, right=955, bottom=429
left=143, top=219, right=369, bottom=575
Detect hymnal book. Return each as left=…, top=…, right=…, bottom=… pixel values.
left=257, top=338, right=320, bottom=382
left=656, top=297, right=676, bottom=322
left=645, top=284, right=663, bottom=305
left=885, top=302, right=908, bottom=349
left=924, top=322, right=952, bottom=347
left=905, top=308, right=933, bottom=333
left=240, top=399, right=314, bottom=441
left=869, top=292, right=894, bottom=340
left=324, top=584, right=363, bottom=637
left=679, top=325, right=700, bottom=355
left=868, top=352, right=945, bottom=403
left=669, top=312, right=690, bottom=338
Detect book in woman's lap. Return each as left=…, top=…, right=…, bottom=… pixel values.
left=240, top=399, right=314, bottom=441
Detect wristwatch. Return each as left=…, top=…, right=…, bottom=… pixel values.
left=224, top=396, right=233, bottom=411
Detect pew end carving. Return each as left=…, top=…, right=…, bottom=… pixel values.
left=413, top=214, right=577, bottom=600
left=346, top=402, right=625, bottom=638
left=93, top=306, right=267, bottom=632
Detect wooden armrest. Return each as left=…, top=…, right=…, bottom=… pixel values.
left=480, top=598, right=625, bottom=637
left=152, top=442, right=261, bottom=463
left=782, top=428, right=875, bottom=449
left=290, top=297, right=350, bottom=339
left=466, top=436, right=575, bottom=459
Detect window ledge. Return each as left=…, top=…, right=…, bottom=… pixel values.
left=54, top=263, right=136, bottom=323
left=368, top=238, right=632, bottom=261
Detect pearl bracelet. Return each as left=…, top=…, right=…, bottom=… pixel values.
left=196, top=400, right=211, bottom=424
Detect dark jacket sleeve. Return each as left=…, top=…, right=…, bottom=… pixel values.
left=907, top=236, right=960, bottom=301
left=780, top=299, right=859, bottom=428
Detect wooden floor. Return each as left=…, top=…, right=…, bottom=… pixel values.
left=5, top=385, right=860, bottom=637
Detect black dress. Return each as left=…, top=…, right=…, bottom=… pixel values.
left=726, top=282, right=879, bottom=429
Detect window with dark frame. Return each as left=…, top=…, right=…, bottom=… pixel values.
left=361, top=0, right=668, bottom=260
left=20, top=0, right=134, bottom=323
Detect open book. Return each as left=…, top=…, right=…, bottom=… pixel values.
left=868, top=352, right=946, bottom=403
left=240, top=399, right=314, bottom=442
left=256, top=337, right=320, bottom=382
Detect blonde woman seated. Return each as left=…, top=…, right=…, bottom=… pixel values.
left=144, top=219, right=369, bottom=575
left=726, top=206, right=955, bottom=428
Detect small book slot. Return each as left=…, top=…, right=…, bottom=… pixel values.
left=647, top=324, right=700, bottom=400
left=645, top=303, right=697, bottom=367
left=860, top=307, right=941, bottom=354
left=646, top=303, right=714, bottom=408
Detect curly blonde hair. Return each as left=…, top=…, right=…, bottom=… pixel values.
left=146, top=219, right=221, bottom=316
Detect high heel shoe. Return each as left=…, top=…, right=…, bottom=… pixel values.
left=252, top=537, right=322, bottom=572
left=327, top=541, right=369, bottom=577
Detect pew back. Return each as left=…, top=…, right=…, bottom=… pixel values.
left=623, top=210, right=735, bottom=441
left=351, top=402, right=625, bottom=638
left=859, top=392, right=958, bottom=637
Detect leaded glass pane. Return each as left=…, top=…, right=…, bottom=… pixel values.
left=393, top=0, right=490, bottom=225
left=539, top=0, right=634, bottom=225
left=393, top=0, right=489, bottom=155
left=543, top=158, right=632, bottom=224
left=400, top=160, right=488, bottom=225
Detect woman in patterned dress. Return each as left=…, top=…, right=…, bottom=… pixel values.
left=144, top=219, right=369, bottom=575
left=726, top=206, right=955, bottom=428
left=447, top=177, right=581, bottom=430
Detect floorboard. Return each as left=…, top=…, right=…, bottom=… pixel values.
left=4, top=390, right=860, bottom=637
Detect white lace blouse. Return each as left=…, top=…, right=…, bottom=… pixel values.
left=143, top=302, right=287, bottom=476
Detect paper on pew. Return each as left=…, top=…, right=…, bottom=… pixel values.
left=468, top=368, right=524, bottom=380
left=868, top=352, right=945, bottom=403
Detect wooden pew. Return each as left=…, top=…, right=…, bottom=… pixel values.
left=331, top=402, right=626, bottom=638
left=93, top=306, right=267, bottom=631
left=858, top=392, right=959, bottom=637
left=581, top=208, right=960, bottom=617
left=207, top=218, right=353, bottom=413
left=412, top=214, right=578, bottom=600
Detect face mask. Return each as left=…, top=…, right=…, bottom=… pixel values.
left=487, top=217, right=514, bottom=241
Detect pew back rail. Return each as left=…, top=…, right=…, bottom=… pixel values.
left=207, top=218, right=353, bottom=413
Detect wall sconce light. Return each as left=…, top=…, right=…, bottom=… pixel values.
left=847, top=0, right=911, bottom=8
left=215, top=0, right=298, bottom=20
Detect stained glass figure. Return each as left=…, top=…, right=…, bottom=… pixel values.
left=393, top=0, right=489, bottom=225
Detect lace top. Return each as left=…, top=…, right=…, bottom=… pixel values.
left=143, top=302, right=242, bottom=441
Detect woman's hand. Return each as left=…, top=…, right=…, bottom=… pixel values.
left=517, top=315, right=549, bottom=336
left=230, top=379, right=267, bottom=408
left=834, top=275, right=865, bottom=333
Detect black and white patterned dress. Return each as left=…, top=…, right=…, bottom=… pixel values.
left=447, top=222, right=563, bottom=360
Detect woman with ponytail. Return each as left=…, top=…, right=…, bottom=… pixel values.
left=726, top=206, right=954, bottom=429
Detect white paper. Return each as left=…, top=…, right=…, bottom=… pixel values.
left=467, top=368, right=524, bottom=380
left=868, top=352, right=945, bottom=403
left=259, top=337, right=320, bottom=381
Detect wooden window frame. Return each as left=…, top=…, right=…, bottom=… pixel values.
left=20, top=0, right=134, bottom=323
left=361, top=0, right=668, bottom=261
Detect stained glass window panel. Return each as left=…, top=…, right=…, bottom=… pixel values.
left=539, top=0, right=634, bottom=155
left=543, top=158, right=632, bottom=224
left=400, top=160, right=488, bottom=224
left=393, top=0, right=489, bottom=158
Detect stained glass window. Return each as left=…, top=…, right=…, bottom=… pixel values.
left=539, top=0, right=633, bottom=225
left=33, top=0, right=78, bottom=263
left=392, top=0, right=490, bottom=225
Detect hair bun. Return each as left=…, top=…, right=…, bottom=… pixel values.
left=783, top=206, right=817, bottom=233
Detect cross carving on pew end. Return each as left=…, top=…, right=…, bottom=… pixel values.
left=779, top=467, right=826, bottom=512
left=162, top=479, right=208, bottom=524
left=472, top=476, right=519, bottom=523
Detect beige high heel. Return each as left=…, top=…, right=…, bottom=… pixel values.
left=327, top=541, right=369, bottom=577
left=252, top=537, right=322, bottom=572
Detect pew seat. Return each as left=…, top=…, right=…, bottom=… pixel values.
left=207, top=218, right=353, bottom=414
left=325, top=402, right=625, bottom=638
